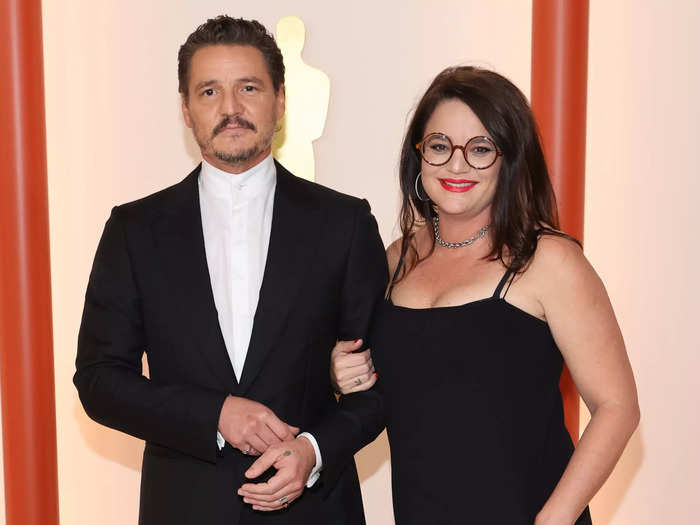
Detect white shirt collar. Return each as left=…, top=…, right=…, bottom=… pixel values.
left=199, top=154, right=276, bottom=203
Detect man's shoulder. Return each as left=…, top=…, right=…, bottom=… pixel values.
left=277, top=164, right=367, bottom=213
left=112, top=165, right=200, bottom=222
left=295, top=177, right=364, bottom=207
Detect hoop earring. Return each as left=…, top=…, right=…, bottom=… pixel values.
left=414, top=172, right=430, bottom=202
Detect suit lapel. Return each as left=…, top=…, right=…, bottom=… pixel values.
left=152, top=165, right=238, bottom=391
left=238, top=163, right=323, bottom=393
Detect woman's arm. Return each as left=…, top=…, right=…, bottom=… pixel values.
left=533, top=236, right=640, bottom=525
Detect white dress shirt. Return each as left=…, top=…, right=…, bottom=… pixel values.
left=199, top=155, right=322, bottom=487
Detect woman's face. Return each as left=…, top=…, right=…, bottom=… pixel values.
left=419, top=99, right=501, bottom=222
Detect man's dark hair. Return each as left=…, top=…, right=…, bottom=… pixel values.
left=178, top=16, right=285, bottom=100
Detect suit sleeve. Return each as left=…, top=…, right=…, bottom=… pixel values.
left=306, top=199, right=389, bottom=492
left=74, top=207, right=229, bottom=463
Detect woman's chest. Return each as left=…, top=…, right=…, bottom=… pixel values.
left=391, top=257, right=506, bottom=309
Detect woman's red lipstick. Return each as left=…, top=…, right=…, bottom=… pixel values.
left=438, top=178, right=478, bottom=193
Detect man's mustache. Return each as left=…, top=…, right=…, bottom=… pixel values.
left=212, top=115, right=256, bottom=138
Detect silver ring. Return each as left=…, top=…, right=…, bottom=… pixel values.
left=279, top=495, right=288, bottom=504
left=355, top=377, right=362, bottom=386
left=243, top=446, right=251, bottom=455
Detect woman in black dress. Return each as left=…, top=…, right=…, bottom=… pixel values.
left=331, top=67, right=639, bottom=524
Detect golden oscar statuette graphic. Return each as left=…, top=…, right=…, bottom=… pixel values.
left=272, top=16, right=330, bottom=182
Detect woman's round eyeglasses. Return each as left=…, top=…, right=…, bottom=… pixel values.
left=416, top=133, right=502, bottom=169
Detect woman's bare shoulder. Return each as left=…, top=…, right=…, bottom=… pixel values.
left=386, top=238, right=403, bottom=276
left=529, top=233, right=596, bottom=293
left=533, top=233, right=584, bottom=266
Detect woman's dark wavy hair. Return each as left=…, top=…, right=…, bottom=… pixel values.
left=396, top=65, right=577, bottom=282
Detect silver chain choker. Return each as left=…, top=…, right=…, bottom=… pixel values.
left=433, top=215, right=490, bottom=248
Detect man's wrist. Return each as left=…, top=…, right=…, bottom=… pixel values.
left=297, top=432, right=323, bottom=487
left=217, top=394, right=233, bottom=433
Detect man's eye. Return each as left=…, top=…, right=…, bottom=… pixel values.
left=430, top=144, right=448, bottom=152
left=242, top=85, right=258, bottom=93
left=202, top=88, right=215, bottom=96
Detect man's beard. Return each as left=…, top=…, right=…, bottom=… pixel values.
left=214, top=142, right=268, bottom=165
left=195, top=115, right=275, bottom=167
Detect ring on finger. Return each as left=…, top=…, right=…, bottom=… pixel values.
left=355, top=377, right=362, bottom=386
left=279, top=495, right=288, bottom=504
left=243, top=446, right=251, bottom=455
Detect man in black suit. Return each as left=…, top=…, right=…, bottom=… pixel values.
left=74, top=16, right=387, bottom=524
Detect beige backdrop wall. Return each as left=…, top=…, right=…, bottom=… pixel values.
left=0, top=1, right=697, bottom=524
left=581, top=1, right=700, bottom=523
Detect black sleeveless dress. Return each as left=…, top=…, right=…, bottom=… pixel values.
left=371, top=266, right=593, bottom=524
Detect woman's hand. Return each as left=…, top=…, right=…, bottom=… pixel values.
left=330, top=339, right=377, bottom=394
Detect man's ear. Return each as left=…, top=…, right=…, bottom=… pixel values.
left=181, top=93, right=193, bottom=128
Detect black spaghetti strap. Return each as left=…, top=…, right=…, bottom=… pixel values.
left=385, top=257, right=405, bottom=300
left=492, top=268, right=513, bottom=298
left=502, top=271, right=517, bottom=299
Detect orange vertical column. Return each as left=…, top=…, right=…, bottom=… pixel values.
left=0, top=0, right=60, bottom=524
left=531, top=0, right=589, bottom=444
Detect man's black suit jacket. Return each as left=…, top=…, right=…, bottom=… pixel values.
left=74, top=162, right=388, bottom=524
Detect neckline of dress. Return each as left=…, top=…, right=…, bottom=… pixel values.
left=386, top=296, right=547, bottom=325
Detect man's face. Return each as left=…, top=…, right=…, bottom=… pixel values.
left=181, top=45, right=285, bottom=174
